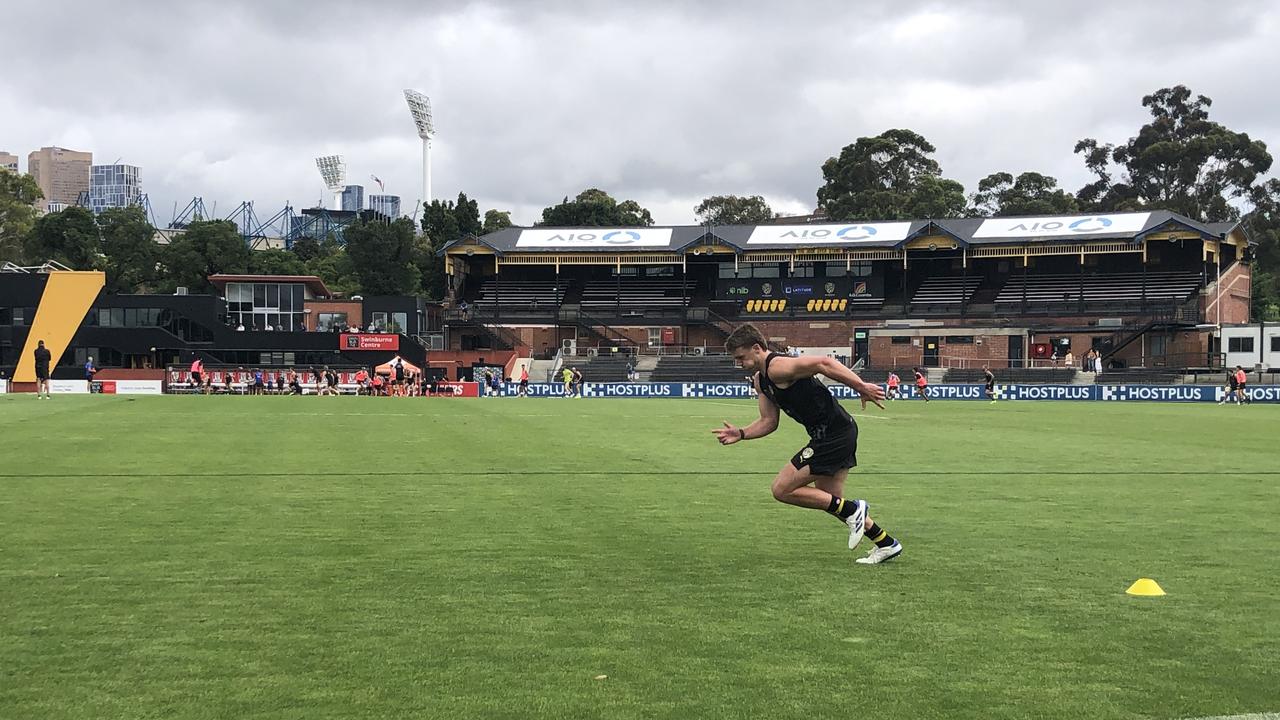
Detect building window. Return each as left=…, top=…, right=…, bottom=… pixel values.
left=390, top=312, right=408, bottom=333
left=317, top=313, right=348, bottom=332
left=945, top=336, right=974, bottom=344
left=1228, top=337, right=1254, bottom=353
left=1272, top=337, right=1280, bottom=353
left=890, top=336, right=911, bottom=345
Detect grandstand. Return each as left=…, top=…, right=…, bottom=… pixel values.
left=439, top=211, right=1252, bottom=378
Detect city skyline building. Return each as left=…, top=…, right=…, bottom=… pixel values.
left=368, top=194, right=401, bottom=219
left=28, top=146, right=91, bottom=212
left=88, top=163, right=142, bottom=214
left=341, top=184, right=364, bottom=212
left=0, top=152, right=17, bottom=173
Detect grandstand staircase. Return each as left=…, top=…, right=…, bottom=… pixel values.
left=474, top=321, right=523, bottom=351
left=1101, top=300, right=1200, bottom=366
left=684, top=306, right=735, bottom=341
left=559, top=308, right=640, bottom=352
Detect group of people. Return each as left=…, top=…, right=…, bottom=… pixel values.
left=879, top=368, right=932, bottom=402
left=1220, top=365, right=1253, bottom=405
left=560, top=365, right=585, bottom=397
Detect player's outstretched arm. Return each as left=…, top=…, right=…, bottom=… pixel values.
left=712, top=377, right=778, bottom=445
left=769, top=356, right=885, bottom=401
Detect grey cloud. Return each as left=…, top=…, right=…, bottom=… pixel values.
left=2, top=1, right=1277, bottom=227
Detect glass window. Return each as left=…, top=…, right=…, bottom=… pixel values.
left=293, top=285, right=305, bottom=306
left=267, top=284, right=279, bottom=309
left=824, top=263, right=846, bottom=277
left=790, top=264, right=816, bottom=278
left=1272, top=337, right=1280, bottom=353
left=891, top=336, right=911, bottom=344
left=751, top=265, right=780, bottom=278
left=318, top=312, right=347, bottom=332
left=851, top=262, right=872, bottom=277
left=371, top=312, right=388, bottom=331
left=1228, top=337, right=1254, bottom=353
left=124, top=308, right=138, bottom=327
left=718, top=264, right=738, bottom=279
left=13, top=307, right=25, bottom=325
left=945, top=336, right=974, bottom=344
left=111, top=308, right=124, bottom=327
left=391, top=312, right=408, bottom=333
left=253, top=284, right=266, bottom=307
left=278, top=289, right=292, bottom=312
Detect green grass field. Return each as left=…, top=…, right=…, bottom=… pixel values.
left=2, top=394, right=1278, bottom=719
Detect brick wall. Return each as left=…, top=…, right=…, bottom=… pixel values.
left=869, top=332, right=1017, bottom=369
left=1202, top=261, right=1251, bottom=325
left=303, top=300, right=362, bottom=331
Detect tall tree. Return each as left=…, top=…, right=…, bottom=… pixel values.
left=97, top=206, right=157, bottom=293
left=482, top=209, right=513, bottom=234
left=0, top=169, right=42, bottom=263
left=816, top=129, right=966, bottom=220
left=25, top=206, right=101, bottom=270
left=1074, top=86, right=1273, bottom=220
left=454, top=192, right=482, bottom=236
left=1246, top=179, right=1280, bottom=321
left=694, top=194, right=775, bottom=225
left=344, top=217, right=420, bottom=296
left=249, top=248, right=307, bottom=276
left=968, top=172, right=1079, bottom=217
left=156, top=219, right=251, bottom=293
left=419, top=197, right=463, bottom=301
left=539, top=188, right=654, bottom=226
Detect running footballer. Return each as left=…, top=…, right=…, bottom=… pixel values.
left=712, top=324, right=903, bottom=564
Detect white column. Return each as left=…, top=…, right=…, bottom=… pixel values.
left=422, top=138, right=432, bottom=208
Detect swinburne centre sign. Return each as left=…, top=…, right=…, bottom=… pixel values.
left=747, top=223, right=912, bottom=245
left=515, top=228, right=674, bottom=248
left=973, top=212, right=1151, bottom=239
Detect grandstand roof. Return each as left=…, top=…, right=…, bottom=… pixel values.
left=208, top=274, right=332, bottom=298
left=441, top=210, right=1246, bottom=257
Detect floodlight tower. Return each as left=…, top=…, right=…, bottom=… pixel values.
left=403, top=89, right=435, bottom=209
left=315, top=155, right=347, bottom=211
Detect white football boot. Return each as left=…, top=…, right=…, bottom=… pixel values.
left=846, top=499, right=868, bottom=549
left=855, top=541, right=903, bottom=564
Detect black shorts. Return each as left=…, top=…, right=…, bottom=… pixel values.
left=520, top=379, right=528, bottom=387
left=790, top=422, right=858, bottom=476
left=192, top=372, right=202, bottom=384
left=985, top=382, right=995, bottom=392
left=36, top=368, right=49, bottom=381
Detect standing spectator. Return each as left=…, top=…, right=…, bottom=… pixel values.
left=84, top=355, right=97, bottom=392
left=519, top=366, right=529, bottom=397
left=626, top=358, right=636, bottom=382
left=1064, top=350, right=1074, bottom=369
left=33, top=340, right=52, bottom=399
left=252, top=368, right=265, bottom=396
left=393, top=359, right=406, bottom=397
left=190, top=357, right=204, bottom=394
left=459, top=299, right=470, bottom=321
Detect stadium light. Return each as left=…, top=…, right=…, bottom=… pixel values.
left=315, top=155, right=347, bottom=211
left=403, top=89, right=435, bottom=210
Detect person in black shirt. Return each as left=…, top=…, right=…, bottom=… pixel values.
left=712, top=324, right=902, bottom=564
left=983, top=366, right=997, bottom=403
left=33, top=340, right=52, bottom=399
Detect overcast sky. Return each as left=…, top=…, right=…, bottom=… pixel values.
left=3, top=1, right=1277, bottom=227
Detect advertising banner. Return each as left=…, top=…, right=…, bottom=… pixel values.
left=747, top=223, right=912, bottom=245
left=715, top=276, right=882, bottom=301
left=515, top=228, right=674, bottom=248
left=973, top=213, right=1151, bottom=239
left=49, top=380, right=90, bottom=394
left=341, top=333, right=399, bottom=351
left=435, top=381, right=480, bottom=397
left=96, top=380, right=164, bottom=395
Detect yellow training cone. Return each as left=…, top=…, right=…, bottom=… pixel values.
left=1125, top=578, right=1166, bottom=597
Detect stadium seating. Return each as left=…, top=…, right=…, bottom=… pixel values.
left=995, top=271, right=1201, bottom=307
left=943, top=368, right=1077, bottom=384
left=1093, top=369, right=1184, bottom=384
left=566, top=354, right=633, bottom=382
left=473, top=278, right=564, bottom=308
left=910, top=276, right=982, bottom=306
left=649, top=355, right=748, bottom=382
left=581, top=278, right=687, bottom=310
